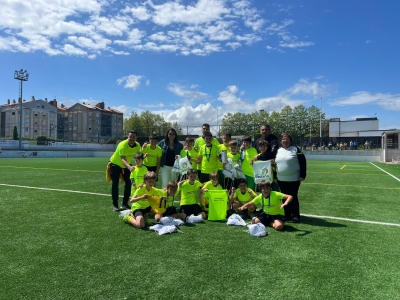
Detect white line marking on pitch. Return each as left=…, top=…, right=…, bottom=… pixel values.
left=369, top=162, right=400, bottom=183
left=1, top=183, right=400, bottom=227
left=302, top=214, right=400, bottom=227
left=0, top=183, right=122, bottom=198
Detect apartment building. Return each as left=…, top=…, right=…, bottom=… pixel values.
left=0, top=97, right=57, bottom=139
left=1, top=98, right=123, bottom=142
left=49, top=100, right=123, bottom=142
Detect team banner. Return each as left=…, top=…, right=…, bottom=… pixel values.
left=234, top=163, right=246, bottom=179
left=207, top=190, right=228, bottom=221
left=252, top=160, right=272, bottom=184
left=178, top=156, right=192, bottom=175
left=172, top=155, right=182, bottom=173
left=222, top=158, right=235, bottom=179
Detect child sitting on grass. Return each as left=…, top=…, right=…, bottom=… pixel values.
left=201, top=172, right=225, bottom=213
left=152, top=181, right=179, bottom=222
left=177, top=169, right=206, bottom=220
left=229, top=178, right=257, bottom=219
left=124, top=171, right=161, bottom=229
left=239, top=180, right=292, bottom=231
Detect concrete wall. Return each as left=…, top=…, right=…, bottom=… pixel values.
left=303, top=149, right=381, bottom=162
left=0, top=140, right=116, bottom=151
left=0, top=149, right=383, bottom=162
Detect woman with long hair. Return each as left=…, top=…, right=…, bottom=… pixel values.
left=157, top=128, right=183, bottom=187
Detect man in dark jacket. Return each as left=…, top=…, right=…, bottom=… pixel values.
left=255, top=124, right=279, bottom=156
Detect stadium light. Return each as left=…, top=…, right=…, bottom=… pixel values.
left=320, top=97, right=322, bottom=147
left=14, top=69, right=29, bottom=150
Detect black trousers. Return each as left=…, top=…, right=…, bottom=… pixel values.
left=109, top=163, right=131, bottom=207
left=277, top=180, right=301, bottom=219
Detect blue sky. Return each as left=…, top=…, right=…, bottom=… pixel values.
left=1, top=0, right=399, bottom=134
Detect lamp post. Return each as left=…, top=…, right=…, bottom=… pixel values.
left=14, top=69, right=29, bottom=150
left=320, top=97, right=322, bottom=147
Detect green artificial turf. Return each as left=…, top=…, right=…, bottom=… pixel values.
left=1, top=158, right=399, bottom=299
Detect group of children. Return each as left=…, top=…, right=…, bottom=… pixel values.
left=122, top=138, right=293, bottom=231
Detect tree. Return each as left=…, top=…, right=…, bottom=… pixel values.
left=220, top=112, right=256, bottom=136
left=218, top=104, right=329, bottom=145
left=12, top=125, right=18, bottom=140
left=123, top=111, right=183, bottom=137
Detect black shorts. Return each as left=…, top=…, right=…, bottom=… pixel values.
left=133, top=206, right=151, bottom=218
left=199, top=172, right=210, bottom=183
left=145, top=165, right=157, bottom=172
left=180, top=204, right=202, bottom=216
left=257, top=213, right=285, bottom=226
left=163, top=206, right=177, bottom=216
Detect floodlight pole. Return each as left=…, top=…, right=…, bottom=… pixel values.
left=320, top=97, right=322, bottom=147
left=14, top=69, right=29, bottom=150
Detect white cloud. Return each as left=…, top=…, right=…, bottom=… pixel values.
left=88, top=15, right=132, bottom=36
left=63, top=44, right=87, bottom=56
left=330, top=92, right=400, bottom=111
left=226, top=41, right=241, bottom=49
left=280, top=41, right=314, bottom=48
left=139, top=102, right=165, bottom=109
left=217, top=85, right=251, bottom=111
left=285, top=78, right=330, bottom=97
left=235, top=33, right=262, bottom=45
left=0, top=0, right=313, bottom=57
left=149, top=0, right=229, bottom=26
left=159, top=103, right=219, bottom=131
left=167, top=83, right=209, bottom=100
left=114, top=28, right=145, bottom=46
left=117, top=75, right=144, bottom=91
left=123, top=5, right=152, bottom=21
left=265, top=19, right=295, bottom=32
left=112, top=104, right=135, bottom=118
left=68, top=35, right=111, bottom=50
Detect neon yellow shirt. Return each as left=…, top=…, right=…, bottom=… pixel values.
left=203, top=181, right=223, bottom=193
left=194, top=137, right=220, bottom=170
left=142, top=144, right=162, bottom=167
left=252, top=191, right=285, bottom=215
left=180, top=148, right=199, bottom=170
left=178, top=180, right=203, bottom=205
left=110, top=140, right=141, bottom=168
left=234, top=188, right=256, bottom=204
left=240, top=147, right=258, bottom=177
left=131, top=185, right=162, bottom=211
left=199, top=144, right=220, bottom=174
left=227, top=152, right=241, bottom=166
left=129, top=165, right=148, bottom=195
left=207, top=190, right=228, bottom=221
left=147, top=189, right=177, bottom=214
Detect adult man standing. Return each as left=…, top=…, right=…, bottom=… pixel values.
left=255, top=124, right=279, bottom=156
left=109, top=130, right=141, bottom=211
